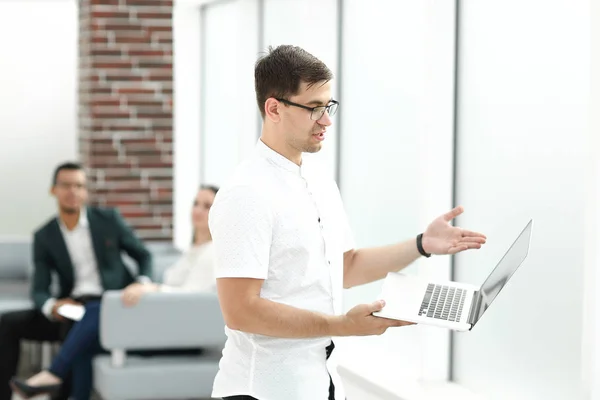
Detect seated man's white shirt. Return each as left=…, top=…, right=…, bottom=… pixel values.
left=42, top=208, right=103, bottom=319
left=209, top=139, right=354, bottom=400
left=61, top=209, right=103, bottom=298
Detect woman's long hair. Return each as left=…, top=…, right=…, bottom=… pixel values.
left=192, top=185, right=219, bottom=244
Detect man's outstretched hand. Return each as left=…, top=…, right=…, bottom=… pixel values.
left=422, top=206, right=487, bottom=255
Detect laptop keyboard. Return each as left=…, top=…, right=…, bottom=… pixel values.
left=418, top=284, right=466, bottom=322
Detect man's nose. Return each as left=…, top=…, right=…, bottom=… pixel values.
left=318, top=111, right=333, bottom=126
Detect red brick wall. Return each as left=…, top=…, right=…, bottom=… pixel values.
left=79, top=0, right=174, bottom=241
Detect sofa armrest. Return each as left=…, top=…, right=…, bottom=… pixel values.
left=100, top=290, right=226, bottom=351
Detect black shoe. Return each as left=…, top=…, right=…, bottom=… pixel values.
left=9, top=377, right=61, bottom=399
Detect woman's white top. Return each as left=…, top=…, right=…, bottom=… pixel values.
left=160, top=241, right=216, bottom=293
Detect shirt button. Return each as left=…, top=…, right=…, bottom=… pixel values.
left=328, top=261, right=331, bottom=265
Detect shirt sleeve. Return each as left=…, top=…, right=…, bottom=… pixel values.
left=208, top=185, right=273, bottom=280
left=41, top=298, right=57, bottom=320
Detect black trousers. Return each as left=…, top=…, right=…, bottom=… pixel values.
left=223, top=341, right=338, bottom=400
left=223, top=397, right=258, bottom=400
left=0, top=308, right=73, bottom=400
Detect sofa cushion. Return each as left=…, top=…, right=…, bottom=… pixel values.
left=93, top=354, right=219, bottom=400
left=0, top=280, right=29, bottom=298
left=0, top=298, right=33, bottom=317
left=0, top=240, right=32, bottom=280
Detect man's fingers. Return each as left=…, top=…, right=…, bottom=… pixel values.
left=448, top=243, right=485, bottom=254
left=462, top=236, right=487, bottom=244
left=461, top=229, right=486, bottom=239
left=449, top=245, right=468, bottom=254
left=368, top=300, right=386, bottom=313
left=375, top=316, right=414, bottom=326
left=459, top=240, right=484, bottom=248
left=386, top=319, right=415, bottom=327
left=443, top=206, right=464, bottom=222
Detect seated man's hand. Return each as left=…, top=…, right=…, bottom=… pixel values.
left=51, top=298, right=82, bottom=321
left=121, top=282, right=159, bottom=307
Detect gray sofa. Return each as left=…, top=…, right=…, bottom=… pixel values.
left=0, top=238, right=33, bottom=316
left=93, top=291, right=226, bottom=400
left=0, top=238, right=225, bottom=399
left=0, top=238, right=40, bottom=371
left=0, top=240, right=182, bottom=317
left=0, top=239, right=181, bottom=301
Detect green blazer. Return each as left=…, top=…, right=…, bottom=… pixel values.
left=31, top=207, right=153, bottom=309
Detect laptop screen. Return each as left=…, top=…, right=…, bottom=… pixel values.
left=473, top=220, right=533, bottom=325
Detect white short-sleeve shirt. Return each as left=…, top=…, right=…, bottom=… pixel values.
left=209, top=139, right=354, bottom=400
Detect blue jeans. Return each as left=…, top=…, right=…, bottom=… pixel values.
left=49, top=301, right=104, bottom=400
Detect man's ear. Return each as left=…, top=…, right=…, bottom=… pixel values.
left=264, top=98, right=281, bottom=123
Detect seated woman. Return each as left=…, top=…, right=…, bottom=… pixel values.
left=11, top=185, right=219, bottom=400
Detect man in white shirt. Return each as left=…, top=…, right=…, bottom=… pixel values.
left=209, top=45, right=487, bottom=400
left=0, top=162, right=153, bottom=400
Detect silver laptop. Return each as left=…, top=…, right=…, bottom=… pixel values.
left=373, top=219, right=533, bottom=331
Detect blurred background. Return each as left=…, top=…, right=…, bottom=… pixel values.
left=0, top=0, right=598, bottom=399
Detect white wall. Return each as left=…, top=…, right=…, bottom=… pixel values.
left=262, top=0, right=339, bottom=180
left=337, top=0, right=456, bottom=387
left=173, top=1, right=202, bottom=249
left=452, top=1, right=590, bottom=399
left=585, top=0, right=600, bottom=396
left=0, top=0, right=78, bottom=236
left=201, top=0, right=259, bottom=187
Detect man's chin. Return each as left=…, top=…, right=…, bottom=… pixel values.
left=60, top=206, right=80, bottom=214
left=303, top=143, right=323, bottom=154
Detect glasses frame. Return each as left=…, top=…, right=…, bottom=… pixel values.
left=276, top=98, right=339, bottom=121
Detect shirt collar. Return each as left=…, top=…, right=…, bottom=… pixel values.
left=58, top=207, right=89, bottom=231
left=256, top=139, right=302, bottom=175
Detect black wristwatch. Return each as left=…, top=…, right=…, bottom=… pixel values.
left=416, top=233, right=431, bottom=258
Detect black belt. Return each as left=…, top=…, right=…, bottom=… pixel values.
left=72, top=295, right=102, bottom=304
left=326, top=341, right=335, bottom=400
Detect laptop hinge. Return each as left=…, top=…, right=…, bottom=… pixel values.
left=467, top=291, right=481, bottom=326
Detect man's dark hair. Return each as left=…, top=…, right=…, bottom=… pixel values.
left=52, top=162, right=84, bottom=186
left=254, top=45, right=333, bottom=118
left=200, top=184, right=219, bottom=195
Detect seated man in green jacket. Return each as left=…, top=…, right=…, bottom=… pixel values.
left=0, top=162, right=153, bottom=400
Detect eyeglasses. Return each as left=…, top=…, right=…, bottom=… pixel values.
left=55, top=182, right=86, bottom=190
left=276, top=98, right=339, bottom=121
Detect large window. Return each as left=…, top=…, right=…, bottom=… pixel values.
left=453, top=1, right=590, bottom=399
left=337, top=0, right=456, bottom=385
left=200, top=0, right=259, bottom=187
left=173, top=0, right=596, bottom=398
